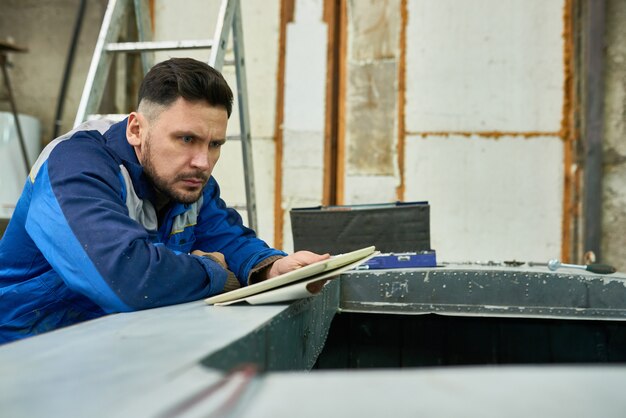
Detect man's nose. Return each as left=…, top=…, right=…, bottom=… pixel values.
left=190, top=149, right=211, bottom=170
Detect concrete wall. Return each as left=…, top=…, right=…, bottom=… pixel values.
left=602, top=0, right=626, bottom=270
left=402, top=0, right=565, bottom=262
left=330, top=0, right=566, bottom=262
left=0, top=0, right=107, bottom=144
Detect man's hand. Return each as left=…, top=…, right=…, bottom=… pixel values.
left=191, top=250, right=227, bottom=269
left=266, top=251, right=330, bottom=279
left=192, top=250, right=242, bottom=292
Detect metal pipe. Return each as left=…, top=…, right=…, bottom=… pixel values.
left=582, top=0, right=606, bottom=260
left=53, top=0, right=88, bottom=138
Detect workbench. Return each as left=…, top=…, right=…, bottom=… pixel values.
left=2, top=265, right=626, bottom=417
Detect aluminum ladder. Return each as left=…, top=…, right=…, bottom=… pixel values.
left=74, top=0, right=257, bottom=231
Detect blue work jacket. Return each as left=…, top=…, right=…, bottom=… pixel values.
left=0, top=119, right=284, bottom=344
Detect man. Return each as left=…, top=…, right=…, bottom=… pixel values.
left=0, top=57, right=328, bottom=344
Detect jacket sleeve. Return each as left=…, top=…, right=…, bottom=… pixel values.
left=24, top=133, right=226, bottom=313
left=192, top=177, right=286, bottom=286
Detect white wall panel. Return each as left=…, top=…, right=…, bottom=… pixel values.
left=406, top=0, right=564, bottom=132
left=212, top=138, right=276, bottom=245
left=283, top=0, right=327, bottom=131
left=344, top=175, right=399, bottom=204
left=280, top=0, right=327, bottom=251
left=404, top=135, right=564, bottom=262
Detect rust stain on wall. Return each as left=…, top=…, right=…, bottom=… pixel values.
left=560, top=0, right=579, bottom=263
left=149, top=0, right=155, bottom=33
left=323, top=0, right=334, bottom=206
left=406, top=130, right=561, bottom=139
left=337, top=0, right=347, bottom=205
left=273, top=0, right=294, bottom=249
left=323, top=0, right=340, bottom=206
left=396, top=0, right=407, bottom=201
left=560, top=0, right=574, bottom=142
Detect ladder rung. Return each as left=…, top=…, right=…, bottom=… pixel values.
left=84, top=115, right=241, bottom=125
left=86, top=114, right=127, bottom=122
left=106, top=40, right=214, bottom=53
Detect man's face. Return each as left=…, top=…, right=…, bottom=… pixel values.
left=128, top=97, right=228, bottom=205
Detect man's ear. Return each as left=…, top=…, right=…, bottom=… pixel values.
left=126, top=112, right=143, bottom=147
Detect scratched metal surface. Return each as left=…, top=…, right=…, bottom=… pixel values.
left=0, top=283, right=340, bottom=418
left=339, top=265, right=626, bottom=320
left=0, top=301, right=289, bottom=418
left=235, top=366, right=626, bottom=418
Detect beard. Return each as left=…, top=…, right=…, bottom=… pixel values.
left=141, top=135, right=209, bottom=205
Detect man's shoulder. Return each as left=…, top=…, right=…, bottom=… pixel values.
left=48, top=132, right=118, bottom=168
left=28, top=123, right=120, bottom=183
left=53, top=119, right=127, bottom=160
left=50, top=119, right=119, bottom=150
left=35, top=123, right=124, bottom=187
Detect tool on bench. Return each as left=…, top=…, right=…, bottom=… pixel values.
left=528, top=259, right=616, bottom=275
left=356, top=250, right=437, bottom=270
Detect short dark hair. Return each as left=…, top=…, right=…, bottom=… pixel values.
left=138, top=57, right=233, bottom=117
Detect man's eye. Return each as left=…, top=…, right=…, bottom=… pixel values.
left=181, top=136, right=194, bottom=143
left=210, top=141, right=223, bottom=148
